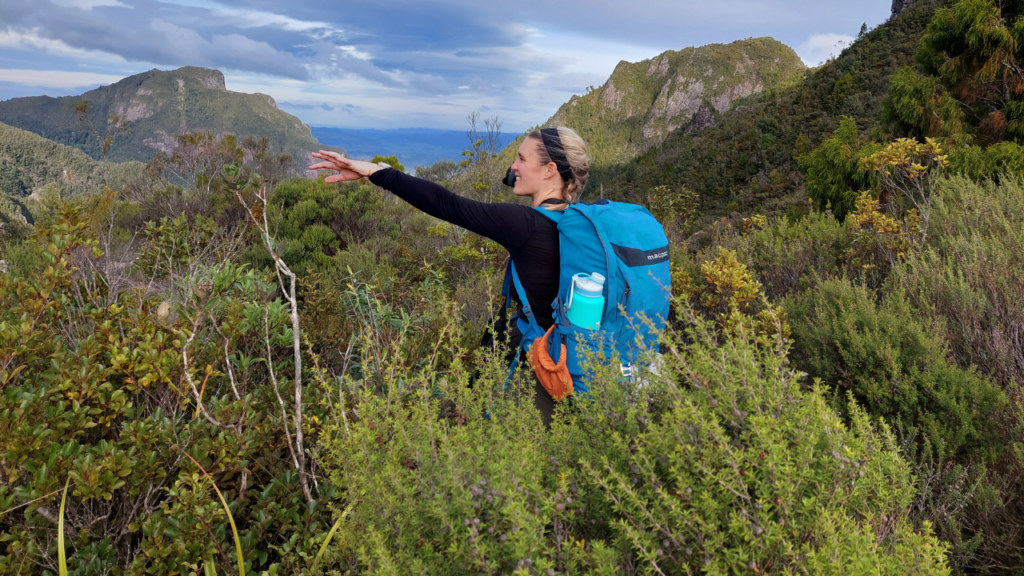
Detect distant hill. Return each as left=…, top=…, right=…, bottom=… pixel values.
left=0, top=67, right=334, bottom=163
left=546, top=38, right=806, bottom=165
left=312, top=127, right=520, bottom=169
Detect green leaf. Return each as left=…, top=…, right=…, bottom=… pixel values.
left=58, top=477, right=69, bottom=576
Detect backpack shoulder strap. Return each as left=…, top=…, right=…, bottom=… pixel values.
left=565, top=204, right=619, bottom=323
left=506, top=260, right=543, bottom=341
left=498, top=206, right=562, bottom=352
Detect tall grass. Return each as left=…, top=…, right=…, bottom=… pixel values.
left=184, top=453, right=246, bottom=576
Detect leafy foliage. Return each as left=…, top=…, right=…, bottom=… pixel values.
left=799, top=117, right=879, bottom=220
left=786, top=279, right=1005, bottom=461
left=916, top=0, right=1024, bottom=143
left=881, top=66, right=966, bottom=141
left=898, top=176, right=1024, bottom=389
left=946, top=140, right=1024, bottom=179
left=0, top=205, right=354, bottom=575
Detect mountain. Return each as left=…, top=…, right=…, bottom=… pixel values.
left=546, top=37, right=806, bottom=165
left=312, top=127, right=520, bottom=169
left=595, top=0, right=941, bottom=215
left=0, top=67, right=331, bottom=163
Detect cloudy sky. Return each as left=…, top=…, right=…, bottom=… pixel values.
left=0, top=0, right=894, bottom=131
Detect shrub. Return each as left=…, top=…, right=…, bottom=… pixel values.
left=893, top=176, right=1024, bottom=571
left=881, top=67, right=964, bottom=141
left=253, top=176, right=403, bottom=276
left=785, top=278, right=1005, bottom=461
left=899, top=176, right=1024, bottom=388
left=706, top=211, right=854, bottom=300
left=560, top=310, right=949, bottom=574
left=0, top=209, right=338, bottom=575
left=318, top=301, right=951, bottom=574
left=673, top=247, right=790, bottom=339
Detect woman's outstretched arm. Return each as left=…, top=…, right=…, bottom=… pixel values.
left=310, top=151, right=536, bottom=251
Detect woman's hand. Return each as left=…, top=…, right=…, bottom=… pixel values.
left=309, top=150, right=384, bottom=183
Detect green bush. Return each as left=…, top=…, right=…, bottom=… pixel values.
left=899, top=177, right=1024, bottom=388
left=705, top=211, right=854, bottom=300
left=786, top=278, right=1005, bottom=461
left=881, top=66, right=964, bottom=141
left=318, top=302, right=950, bottom=574
left=254, top=176, right=403, bottom=276
left=892, top=176, right=1024, bottom=571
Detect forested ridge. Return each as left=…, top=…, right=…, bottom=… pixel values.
left=1, top=0, right=1024, bottom=574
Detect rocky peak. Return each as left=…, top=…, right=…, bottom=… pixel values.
left=545, top=37, right=806, bottom=164
left=891, top=0, right=914, bottom=18
left=178, top=67, right=226, bottom=90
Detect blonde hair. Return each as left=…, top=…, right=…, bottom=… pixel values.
left=527, top=126, right=589, bottom=208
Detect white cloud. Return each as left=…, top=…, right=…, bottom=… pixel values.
left=50, top=0, right=128, bottom=9
left=155, top=0, right=317, bottom=28
left=335, top=45, right=372, bottom=61
left=205, top=4, right=332, bottom=33
left=0, top=68, right=125, bottom=88
left=796, top=33, right=856, bottom=66
left=147, top=18, right=308, bottom=79
left=0, top=28, right=127, bottom=62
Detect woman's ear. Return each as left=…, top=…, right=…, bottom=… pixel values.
left=546, top=162, right=558, bottom=180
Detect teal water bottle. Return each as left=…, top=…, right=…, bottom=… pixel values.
left=566, top=273, right=606, bottom=330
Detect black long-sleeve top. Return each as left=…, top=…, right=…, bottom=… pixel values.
left=369, top=168, right=559, bottom=331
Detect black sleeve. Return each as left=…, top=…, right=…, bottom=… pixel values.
left=369, top=168, right=535, bottom=251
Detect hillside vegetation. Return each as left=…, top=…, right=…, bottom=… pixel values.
left=0, top=121, right=143, bottom=228
left=0, top=67, right=332, bottom=163
left=547, top=37, right=806, bottom=166
left=0, top=158, right=951, bottom=574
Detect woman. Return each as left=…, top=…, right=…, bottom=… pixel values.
left=310, top=127, right=589, bottom=424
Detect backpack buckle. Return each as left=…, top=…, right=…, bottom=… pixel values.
left=620, top=363, right=634, bottom=380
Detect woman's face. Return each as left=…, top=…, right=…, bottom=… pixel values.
left=510, top=138, right=557, bottom=198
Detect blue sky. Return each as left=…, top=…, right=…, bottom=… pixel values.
left=0, top=0, right=894, bottom=131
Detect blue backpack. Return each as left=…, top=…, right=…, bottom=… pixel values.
left=502, top=199, right=671, bottom=393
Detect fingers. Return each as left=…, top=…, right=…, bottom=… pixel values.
left=309, top=150, right=350, bottom=167
left=315, top=150, right=349, bottom=163
left=308, top=150, right=378, bottom=182
left=308, top=161, right=340, bottom=171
